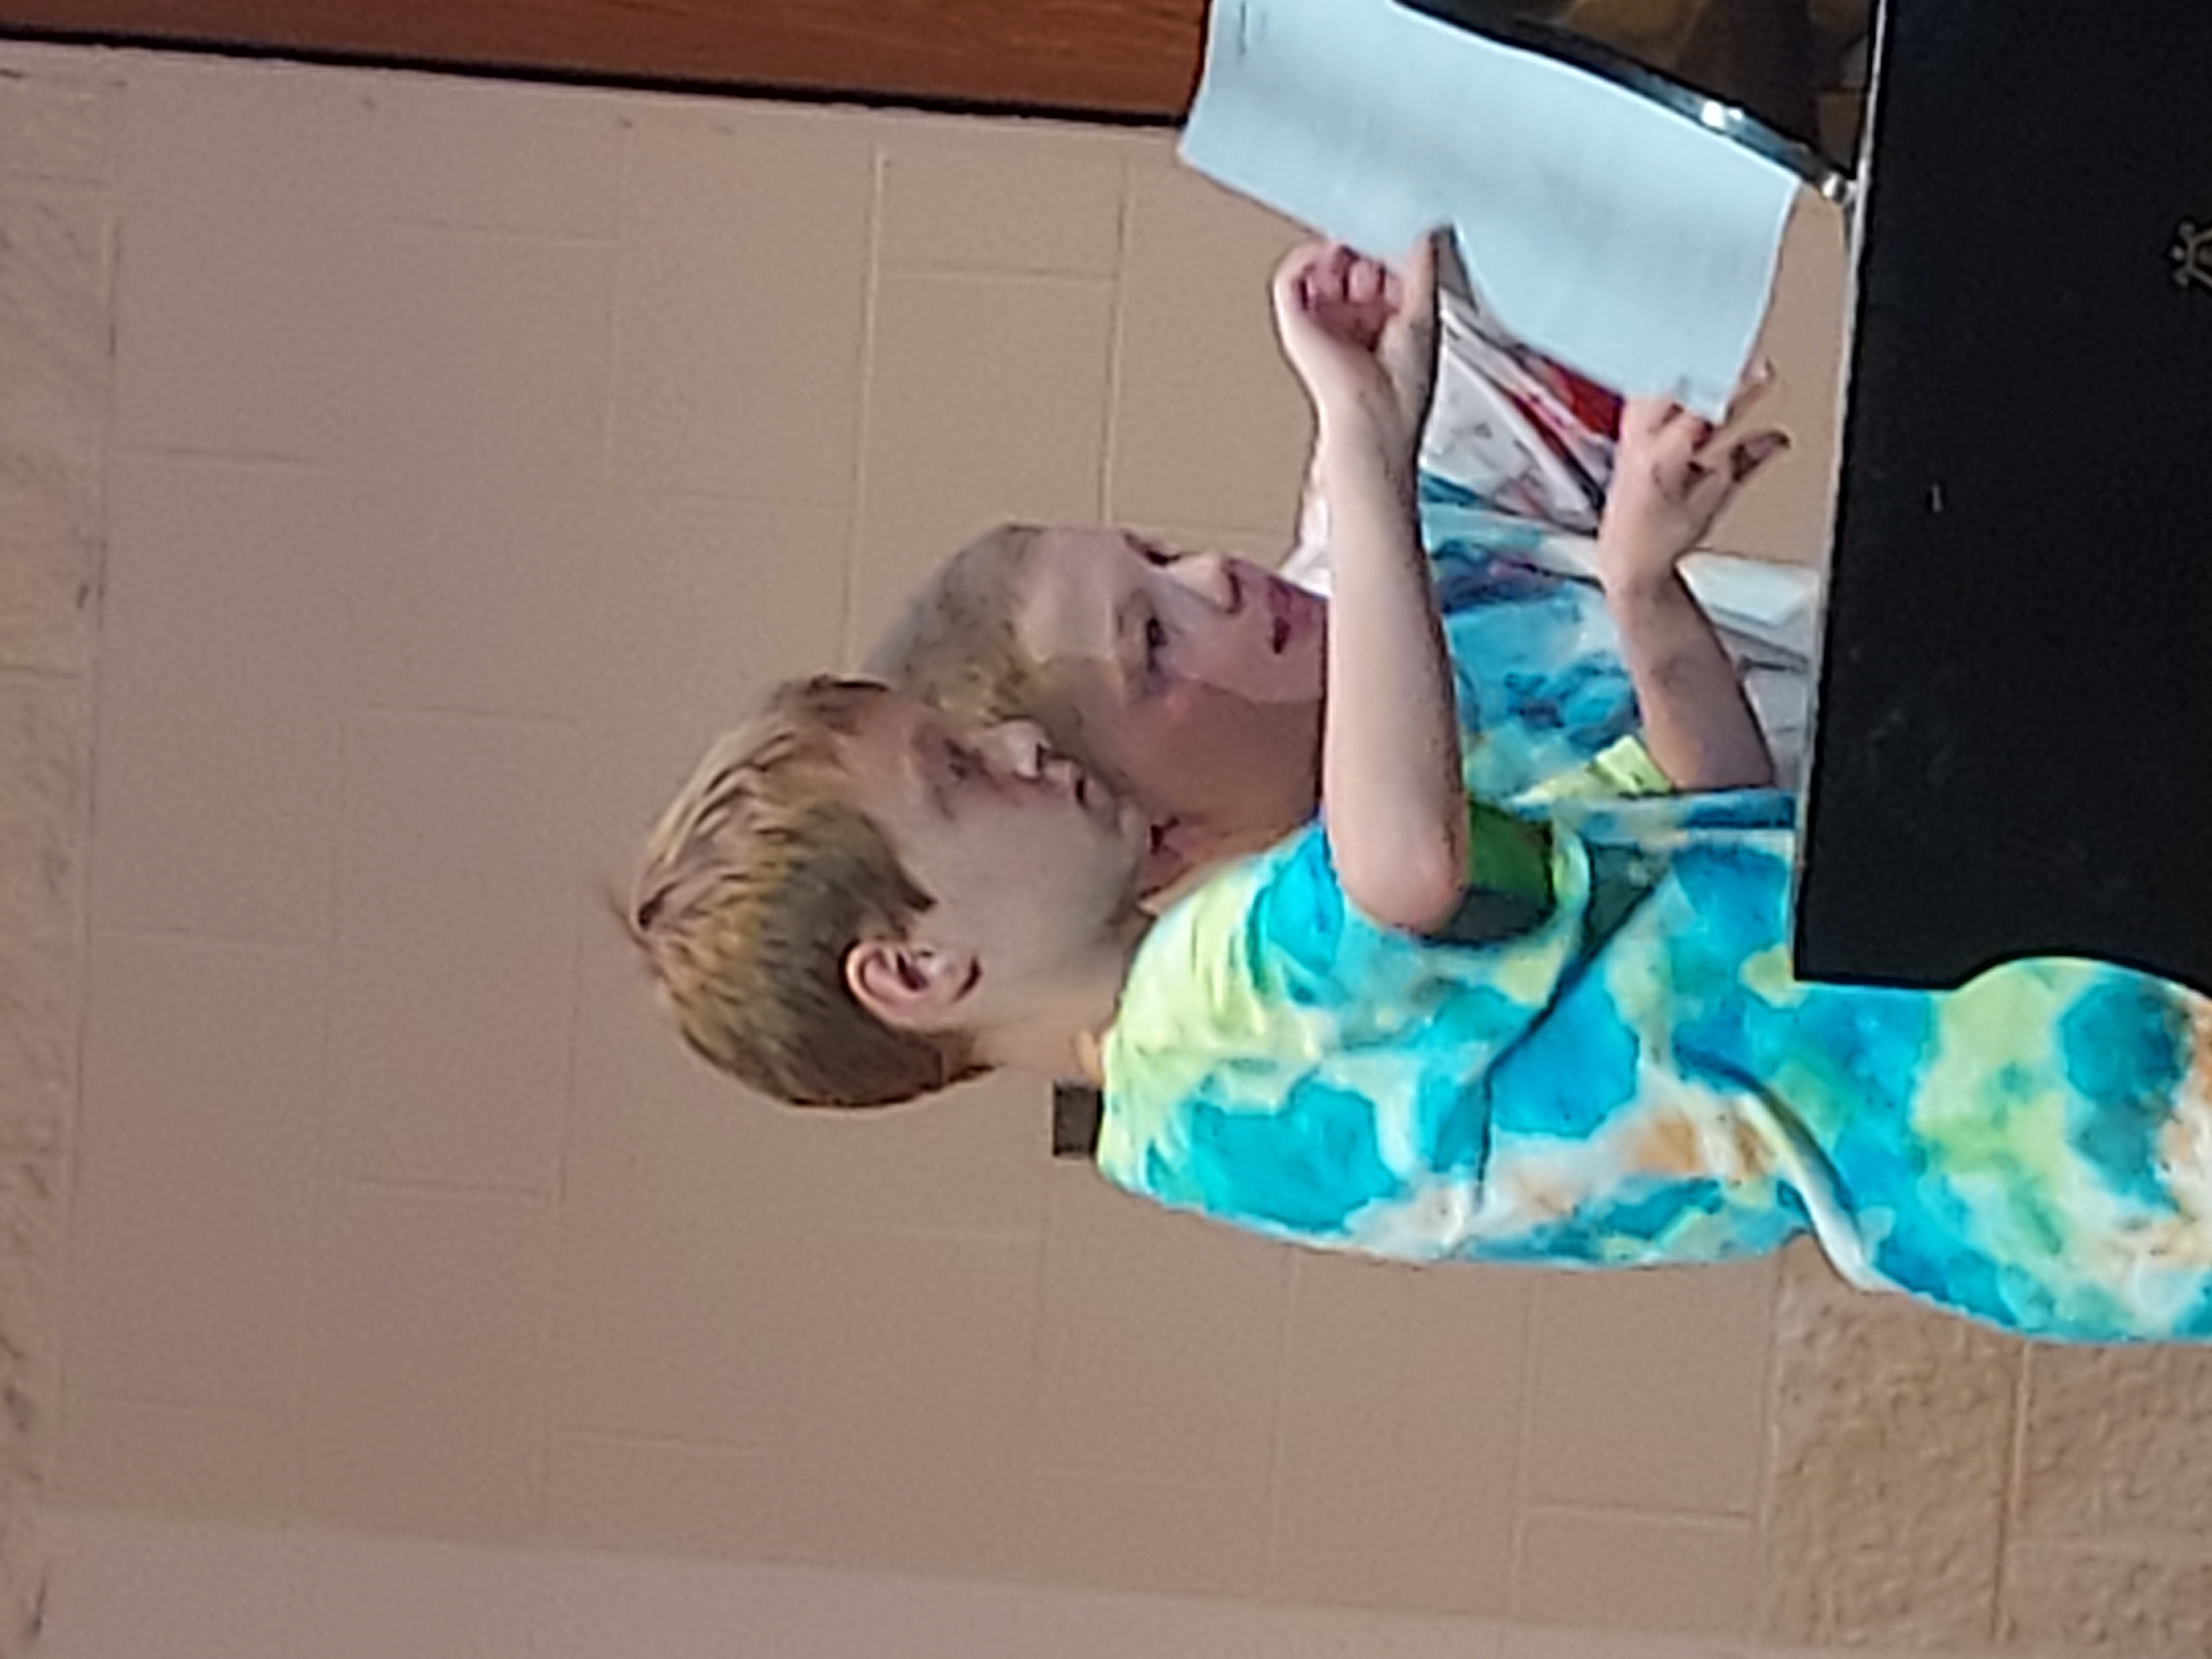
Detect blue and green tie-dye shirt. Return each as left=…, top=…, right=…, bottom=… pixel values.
left=1097, top=773, right=2212, bottom=1344
left=1419, top=471, right=1667, bottom=802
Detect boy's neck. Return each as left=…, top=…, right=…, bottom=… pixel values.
left=1142, top=812, right=1303, bottom=913
left=975, top=910, right=1150, bottom=1087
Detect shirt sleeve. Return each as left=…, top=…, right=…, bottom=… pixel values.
left=1098, top=817, right=1595, bottom=1222
left=1134, top=795, right=1603, bottom=1060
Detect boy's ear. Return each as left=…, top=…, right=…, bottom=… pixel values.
left=844, top=935, right=978, bottom=1031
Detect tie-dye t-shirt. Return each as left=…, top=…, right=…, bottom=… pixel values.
left=1311, top=473, right=1808, bottom=800
left=1419, top=475, right=1648, bottom=802
left=1097, top=782, right=2212, bottom=1344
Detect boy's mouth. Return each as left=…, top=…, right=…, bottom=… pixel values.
left=1066, top=761, right=1123, bottom=827
left=1265, top=573, right=1313, bottom=654
left=1048, top=749, right=1151, bottom=849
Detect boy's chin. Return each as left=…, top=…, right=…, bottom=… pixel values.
left=1137, top=817, right=1218, bottom=905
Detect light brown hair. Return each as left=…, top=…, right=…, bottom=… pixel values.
left=628, top=675, right=985, bottom=1109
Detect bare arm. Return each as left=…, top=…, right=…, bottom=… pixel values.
left=1273, top=238, right=1464, bottom=933
left=1596, top=390, right=1788, bottom=791
left=1286, top=249, right=1443, bottom=572
left=1601, top=569, right=1773, bottom=789
left=1317, top=415, right=1464, bottom=931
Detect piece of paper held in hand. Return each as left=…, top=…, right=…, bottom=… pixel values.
left=1179, top=0, right=1798, bottom=416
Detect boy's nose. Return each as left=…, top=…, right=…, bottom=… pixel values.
left=1176, top=552, right=1239, bottom=612
left=984, top=719, right=1051, bottom=778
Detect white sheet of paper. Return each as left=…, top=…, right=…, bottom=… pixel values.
left=1179, top=0, right=1799, bottom=416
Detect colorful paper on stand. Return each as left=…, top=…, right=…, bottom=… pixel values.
left=1179, top=0, right=1799, bottom=415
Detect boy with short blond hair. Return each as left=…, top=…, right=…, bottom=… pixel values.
left=630, top=676, right=983, bottom=1107
left=868, top=432, right=1798, bottom=890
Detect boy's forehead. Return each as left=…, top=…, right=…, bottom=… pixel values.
left=852, top=693, right=1003, bottom=769
left=1015, top=535, right=1120, bottom=669
left=836, top=691, right=927, bottom=764
left=835, top=696, right=940, bottom=826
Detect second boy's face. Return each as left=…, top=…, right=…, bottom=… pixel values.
left=1012, top=528, right=1328, bottom=845
left=843, top=695, right=1150, bottom=984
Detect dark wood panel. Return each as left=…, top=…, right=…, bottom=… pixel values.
left=0, top=0, right=1207, bottom=117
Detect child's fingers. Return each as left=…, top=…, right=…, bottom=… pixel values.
left=1685, top=430, right=1788, bottom=523
left=1725, top=429, right=1790, bottom=483
left=1620, top=392, right=1682, bottom=442
left=1674, top=362, right=1776, bottom=429
left=1685, top=459, right=1736, bottom=524
left=1347, top=255, right=1385, bottom=307
left=1272, top=239, right=1343, bottom=305
left=1731, top=358, right=1777, bottom=410
left=1712, top=373, right=1771, bottom=428
left=1273, top=238, right=1332, bottom=279
left=1316, top=243, right=1358, bottom=304
left=1690, top=363, right=1778, bottom=452
left=1274, top=246, right=1364, bottom=360
left=1271, top=242, right=1324, bottom=317
left=1687, top=413, right=1788, bottom=479
left=1627, top=362, right=1772, bottom=450
left=1284, top=237, right=1444, bottom=318
left=1643, top=405, right=1712, bottom=475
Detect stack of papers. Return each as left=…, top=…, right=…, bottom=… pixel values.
left=1180, top=0, right=1800, bottom=416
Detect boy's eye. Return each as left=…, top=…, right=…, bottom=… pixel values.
left=1136, top=538, right=1176, bottom=568
left=1143, top=615, right=1168, bottom=664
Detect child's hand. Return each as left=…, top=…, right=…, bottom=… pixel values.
left=1271, top=233, right=1441, bottom=459
left=1597, top=378, right=1789, bottom=592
